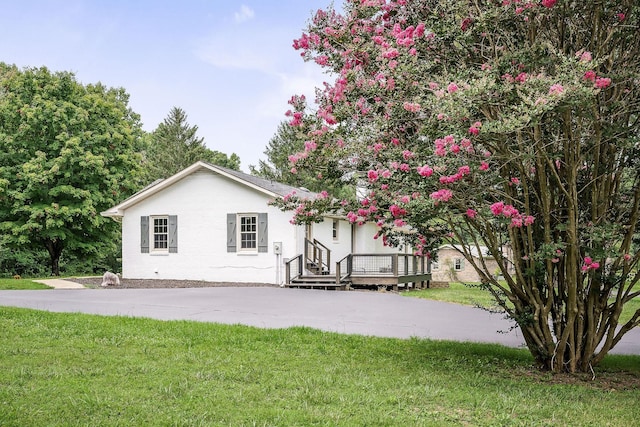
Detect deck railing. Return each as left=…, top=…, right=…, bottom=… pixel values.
left=286, top=249, right=431, bottom=289
left=285, top=254, right=303, bottom=284
left=336, top=254, right=352, bottom=284
left=305, top=238, right=331, bottom=274
left=347, top=254, right=427, bottom=276
left=337, top=253, right=430, bottom=289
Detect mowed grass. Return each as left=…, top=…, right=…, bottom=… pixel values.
left=406, top=282, right=640, bottom=325
left=0, top=278, right=51, bottom=290
left=1, top=307, right=639, bottom=426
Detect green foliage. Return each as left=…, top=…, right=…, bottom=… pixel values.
left=251, top=121, right=353, bottom=198
left=1, top=308, right=638, bottom=426
left=0, top=63, right=145, bottom=275
left=142, top=107, right=240, bottom=183
left=0, top=279, right=50, bottom=290
left=0, top=245, right=49, bottom=278
left=406, top=282, right=500, bottom=307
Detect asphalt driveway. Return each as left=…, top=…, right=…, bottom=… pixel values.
left=1, top=287, right=639, bottom=354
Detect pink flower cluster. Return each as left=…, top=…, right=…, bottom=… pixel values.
left=317, top=106, right=336, bottom=125
left=468, top=121, right=482, bottom=135
left=293, top=202, right=316, bottom=221
left=285, top=94, right=307, bottom=127
left=430, top=189, right=453, bottom=203
left=391, top=22, right=426, bottom=47
left=389, top=204, right=406, bottom=218
left=584, top=70, right=612, bottom=89
left=316, top=190, right=329, bottom=200
left=581, top=256, right=600, bottom=272
left=439, top=165, right=471, bottom=184
left=435, top=134, right=474, bottom=156
left=283, top=191, right=297, bottom=202
left=346, top=211, right=361, bottom=224
left=577, top=51, right=592, bottom=62
left=490, top=202, right=535, bottom=228
left=501, top=0, right=554, bottom=14
left=304, top=140, right=317, bottom=152
left=382, top=48, right=399, bottom=59
left=292, top=32, right=320, bottom=51
left=548, top=84, right=564, bottom=95
left=285, top=110, right=304, bottom=127
left=288, top=151, right=308, bottom=165
left=417, top=165, right=433, bottom=177
left=403, top=102, right=421, bottom=112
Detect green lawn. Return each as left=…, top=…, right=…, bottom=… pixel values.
left=405, top=282, right=500, bottom=307
left=406, top=282, right=640, bottom=325
left=1, top=307, right=638, bottom=426
left=0, top=278, right=51, bottom=290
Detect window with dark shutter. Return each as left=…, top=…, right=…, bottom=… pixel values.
left=168, top=215, right=178, bottom=253
left=258, top=213, right=268, bottom=253
left=228, top=213, right=268, bottom=253
left=141, top=216, right=149, bottom=253
left=227, top=213, right=237, bottom=252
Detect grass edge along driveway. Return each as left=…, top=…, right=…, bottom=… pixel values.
left=1, top=306, right=639, bottom=426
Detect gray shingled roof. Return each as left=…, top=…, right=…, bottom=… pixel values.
left=102, top=161, right=320, bottom=218
left=210, top=163, right=318, bottom=199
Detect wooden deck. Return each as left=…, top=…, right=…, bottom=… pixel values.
left=285, top=246, right=431, bottom=291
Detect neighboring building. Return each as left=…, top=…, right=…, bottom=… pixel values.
left=101, top=161, right=404, bottom=285
left=431, top=244, right=512, bottom=283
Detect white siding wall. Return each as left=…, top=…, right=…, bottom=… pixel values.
left=310, top=219, right=404, bottom=273
left=311, top=218, right=352, bottom=273
left=122, top=170, right=304, bottom=284
left=353, top=222, right=404, bottom=254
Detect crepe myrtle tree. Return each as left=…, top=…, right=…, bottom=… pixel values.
left=272, top=0, right=640, bottom=373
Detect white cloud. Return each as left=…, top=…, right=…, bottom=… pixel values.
left=195, top=40, right=273, bottom=72
left=234, top=5, right=255, bottom=23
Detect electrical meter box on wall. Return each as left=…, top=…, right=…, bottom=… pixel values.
left=273, top=242, right=282, bottom=255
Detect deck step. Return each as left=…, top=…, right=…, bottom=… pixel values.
left=286, top=275, right=350, bottom=290
left=292, top=275, right=341, bottom=284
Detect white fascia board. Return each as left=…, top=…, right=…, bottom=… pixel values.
left=100, top=161, right=281, bottom=218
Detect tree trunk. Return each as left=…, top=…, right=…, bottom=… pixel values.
left=45, top=239, right=64, bottom=276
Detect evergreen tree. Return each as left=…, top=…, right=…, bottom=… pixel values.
left=144, top=107, right=240, bottom=182
left=251, top=121, right=352, bottom=198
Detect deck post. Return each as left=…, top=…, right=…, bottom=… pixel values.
left=392, top=254, right=398, bottom=276
left=285, top=261, right=290, bottom=285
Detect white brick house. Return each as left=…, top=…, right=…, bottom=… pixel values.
left=101, top=161, right=403, bottom=285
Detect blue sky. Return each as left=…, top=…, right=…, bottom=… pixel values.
left=0, top=1, right=340, bottom=171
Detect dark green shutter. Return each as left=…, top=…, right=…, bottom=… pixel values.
left=141, top=216, right=149, bottom=253
left=258, top=213, right=268, bottom=253
left=227, top=213, right=236, bottom=252
left=168, top=215, right=178, bottom=253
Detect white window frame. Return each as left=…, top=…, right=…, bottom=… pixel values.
left=238, top=213, right=258, bottom=253
left=431, top=261, right=439, bottom=271
left=454, top=258, right=464, bottom=271
left=151, top=215, right=169, bottom=253
left=332, top=219, right=339, bottom=241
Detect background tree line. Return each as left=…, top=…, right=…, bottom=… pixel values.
left=0, top=64, right=240, bottom=277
